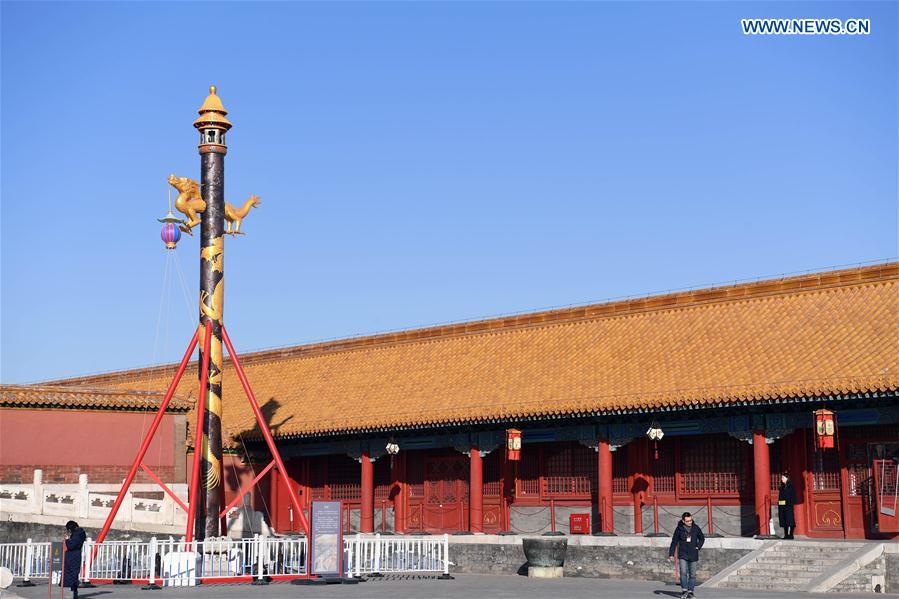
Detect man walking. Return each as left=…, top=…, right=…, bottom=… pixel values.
left=668, top=511, right=705, bottom=599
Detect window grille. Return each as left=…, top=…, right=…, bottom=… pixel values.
left=680, top=435, right=746, bottom=495
left=374, top=458, right=391, bottom=501
left=651, top=443, right=675, bottom=494
left=483, top=450, right=502, bottom=497
left=613, top=445, right=630, bottom=494
left=328, top=455, right=361, bottom=500
left=543, top=442, right=595, bottom=497
left=517, top=446, right=540, bottom=496
left=812, top=448, right=840, bottom=491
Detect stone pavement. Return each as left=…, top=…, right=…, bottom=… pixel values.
left=4, top=575, right=898, bottom=599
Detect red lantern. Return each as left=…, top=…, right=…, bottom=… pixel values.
left=814, top=409, right=836, bottom=449
left=506, top=429, right=522, bottom=461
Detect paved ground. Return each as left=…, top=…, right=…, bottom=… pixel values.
left=4, top=575, right=897, bottom=599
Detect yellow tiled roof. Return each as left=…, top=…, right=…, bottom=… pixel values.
left=43, top=263, right=898, bottom=440
left=0, top=385, right=193, bottom=412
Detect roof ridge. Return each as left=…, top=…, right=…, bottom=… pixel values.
left=32, top=261, right=899, bottom=387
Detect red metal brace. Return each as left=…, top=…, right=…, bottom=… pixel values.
left=222, top=325, right=310, bottom=537
left=94, top=328, right=200, bottom=545
left=185, top=321, right=213, bottom=543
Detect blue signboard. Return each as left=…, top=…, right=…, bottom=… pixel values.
left=310, top=501, right=343, bottom=577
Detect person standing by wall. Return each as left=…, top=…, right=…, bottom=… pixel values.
left=63, top=520, right=86, bottom=599
left=778, top=473, right=796, bottom=539
left=668, top=511, right=705, bottom=599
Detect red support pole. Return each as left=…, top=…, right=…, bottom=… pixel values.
left=360, top=451, right=374, bottom=533
left=185, top=321, right=212, bottom=543
left=550, top=498, right=556, bottom=533
left=634, top=492, right=643, bottom=534
left=706, top=495, right=714, bottom=535
left=222, top=325, right=310, bottom=536
left=469, top=446, right=483, bottom=533
left=94, top=329, right=199, bottom=545
left=598, top=439, right=614, bottom=533
left=753, top=429, right=771, bottom=536
left=392, top=453, right=406, bottom=534
left=218, top=460, right=276, bottom=519
left=140, top=463, right=189, bottom=513
left=653, top=496, right=660, bottom=535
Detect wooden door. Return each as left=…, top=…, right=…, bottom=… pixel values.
left=872, top=445, right=899, bottom=534
left=423, top=458, right=468, bottom=532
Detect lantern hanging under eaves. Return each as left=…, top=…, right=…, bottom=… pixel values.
left=646, top=421, right=664, bottom=460
left=506, top=429, right=522, bottom=461
left=814, top=409, right=836, bottom=449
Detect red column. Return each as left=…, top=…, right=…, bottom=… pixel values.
left=361, top=452, right=374, bottom=533
left=786, top=431, right=808, bottom=537
left=470, top=447, right=483, bottom=533
left=392, top=453, right=406, bottom=534
left=752, top=430, right=771, bottom=536
left=598, top=440, right=614, bottom=534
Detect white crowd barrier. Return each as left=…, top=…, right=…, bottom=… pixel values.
left=343, top=533, right=451, bottom=578
left=1, top=533, right=451, bottom=584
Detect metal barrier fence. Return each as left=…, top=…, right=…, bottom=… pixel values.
left=1, top=533, right=450, bottom=584
left=343, top=533, right=451, bottom=578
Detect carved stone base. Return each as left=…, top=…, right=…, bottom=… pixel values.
left=528, top=566, right=563, bottom=578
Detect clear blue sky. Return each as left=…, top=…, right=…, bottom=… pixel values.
left=1, top=1, right=896, bottom=383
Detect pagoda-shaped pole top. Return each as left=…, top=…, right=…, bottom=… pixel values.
left=194, top=84, right=232, bottom=130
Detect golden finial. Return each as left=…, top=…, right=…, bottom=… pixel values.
left=210, top=85, right=217, bottom=95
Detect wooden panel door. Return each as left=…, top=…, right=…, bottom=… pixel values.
left=423, top=458, right=468, bottom=532
left=873, top=456, right=899, bottom=533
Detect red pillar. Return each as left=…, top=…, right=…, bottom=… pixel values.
left=392, top=453, right=406, bottom=534
left=470, top=447, right=483, bottom=533
left=752, top=430, right=771, bottom=536
left=361, top=452, right=374, bottom=533
left=598, top=439, right=614, bottom=534
left=786, top=431, right=808, bottom=537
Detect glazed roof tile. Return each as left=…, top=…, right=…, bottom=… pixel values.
left=0, top=385, right=193, bottom=412
left=40, top=262, right=899, bottom=440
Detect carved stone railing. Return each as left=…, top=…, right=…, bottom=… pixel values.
left=0, top=469, right=188, bottom=528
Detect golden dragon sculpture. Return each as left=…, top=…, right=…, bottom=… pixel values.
left=225, top=195, right=261, bottom=235
left=167, top=175, right=205, bottom=235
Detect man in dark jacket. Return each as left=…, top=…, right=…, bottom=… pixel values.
left=668, top=512, right=705, bottom=599
left=63, top=520, right=86, bottom=598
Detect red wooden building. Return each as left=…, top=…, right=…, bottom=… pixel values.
left=39, top=262, right=899, bottom=539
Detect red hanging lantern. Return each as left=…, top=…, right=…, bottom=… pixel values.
left=814, top=409, right=836, bottom=449
left=506, top=429, right=522, bottom=461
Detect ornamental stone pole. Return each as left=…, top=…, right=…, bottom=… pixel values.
left=193, top=86, right=230, bottom=539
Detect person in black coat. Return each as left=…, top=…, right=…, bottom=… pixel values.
left=778, top=474, right=797, bottom=539
left=668, top=512, right=705, bottom=599
left=63, top=520, right=86, bottom=598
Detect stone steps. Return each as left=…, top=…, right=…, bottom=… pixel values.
left=714, top=541, right=869, bottom=592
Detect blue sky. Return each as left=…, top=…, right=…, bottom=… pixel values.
left=1, top=1, right=896, bottom=383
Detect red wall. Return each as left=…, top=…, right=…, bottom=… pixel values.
left=0, top=409, right=181, bottom=483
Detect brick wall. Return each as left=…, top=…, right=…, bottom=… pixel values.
left=0, top=465, right=175, bottom=484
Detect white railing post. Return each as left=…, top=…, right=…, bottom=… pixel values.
left=354, top=534, right=362, bottom=578
left=442, top=533, right=451, bottom=577
left=32, top=470, right=43, bottom=515
left=255, top=534, right=266, bottom=583
left=21, top=538, right=35, bottom=585
left=78, top=474, right=90, bottom=519
left=82, top=537, right=92, bottom=585
left=147, top=537, right=158, bottom=588
left=374, top=533, right=381, bottom=574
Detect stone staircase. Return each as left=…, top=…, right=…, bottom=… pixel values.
left=710, top=540, right=869, bottom=592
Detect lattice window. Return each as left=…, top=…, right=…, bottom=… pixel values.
left=328, top=455, right=361, bottom=500
left=310, top=456, right=327, bottom=500
left=680, top=435, right=746, bottom=495
left=407, top=452, right=424, bottom=498
left=543, top=442, right=595, bottom=497
left=613, top=445, right=630, bottom=494
left=847, top=463, right=871, bottom=497
left=374, top=458, right=392, bottom=501
left=769, top=440, right=783, bottom=491
left=812, top=448, right=840, bottom=491
left=517, top=446, right=540, bottom=497
left=483, top=450, right=502, bottom=497
left=651, top=443, right=675, bottom=494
